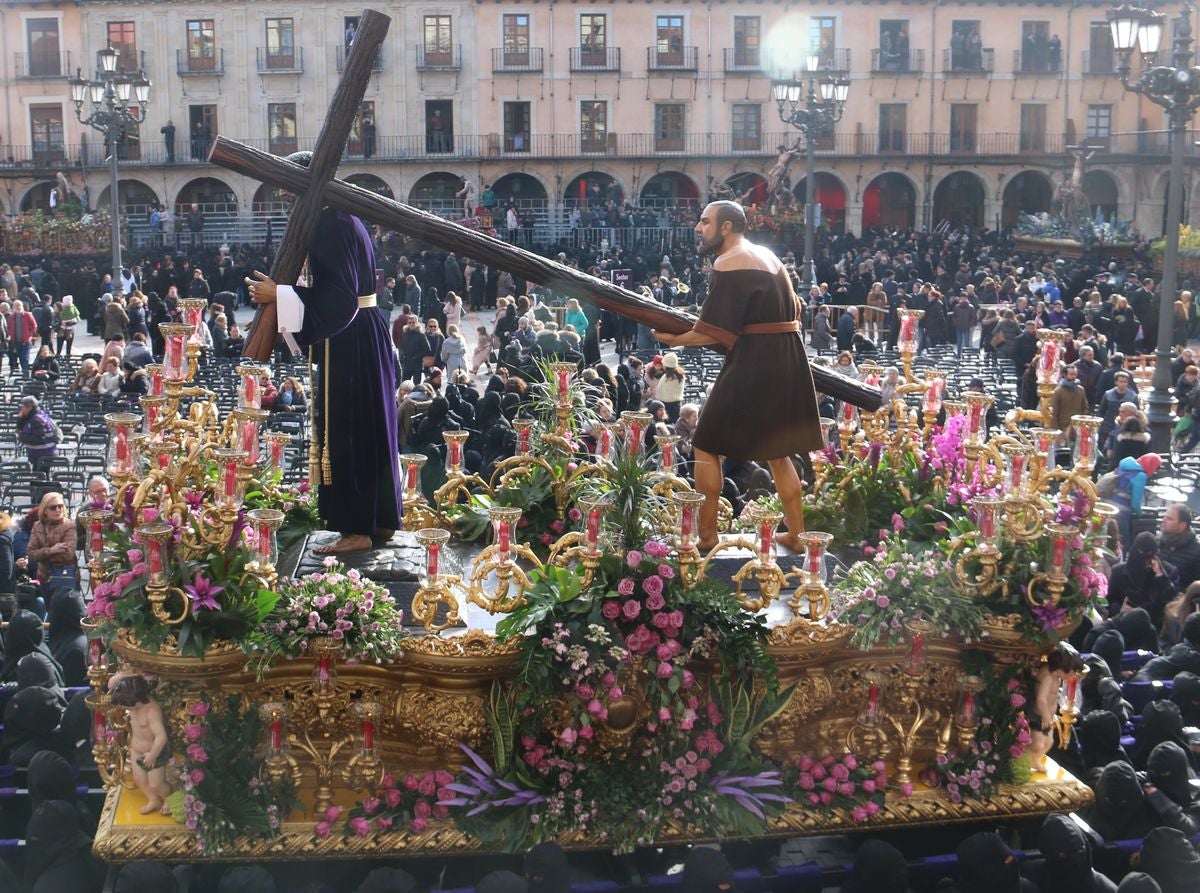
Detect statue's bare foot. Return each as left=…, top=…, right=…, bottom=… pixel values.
left=313, top=534, right=373, bottom=555
left=160, top=802, right=174, bottom=816
left=777, top=532, right=805, bottom=553
left=140, top=797, right=164, bottom=815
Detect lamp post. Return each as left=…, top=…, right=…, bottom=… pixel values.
left=68, top=47, right=151, bottom=298
left=772, top=60, right=850, bottom=292
left=1108, top=3, right=1200, bottom=451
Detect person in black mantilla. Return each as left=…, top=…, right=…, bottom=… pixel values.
left=653, top=200, right=822, bottom=551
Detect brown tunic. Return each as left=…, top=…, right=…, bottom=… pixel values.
left=692, top=266, right=823, bottom=461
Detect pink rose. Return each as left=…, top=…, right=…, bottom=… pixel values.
left=843, top=755, right=858, bottom=770
left=608, top=686, right=623, bottom=700
left=852, top=806, right=868, bottom=823
left=184, top=724, right=203, bottom=742
left=656, top=661, right=674, bottom=679
left=576, top=683, right=594, bottom=699
left=434, top=770, right=453, bottom=786
left=417, top=776, right=436, bottom=796
left=601, top=600, right=621, bottom=620
left=362, top=797, right=381, bottom=815
left=1010, top=693, right=1026, bottom=708
left=866, top=800, right=880, bottom=816
left=622, top=599, right=641, bottom=620
left=350, top=817, right=371, bottom=837
left=645, top=591, right=666, bottom=612
left=324, top=806, right=342, bottom=822
left=900, top=783, right=914, bottom=797
left=189, top=769, right=204, bottom=784
left=568, top=508, right=583, bottom=521
left=653, top=611, right=673, bottom=630
left=558, top=728, right=577, bottom=747
left=314, top=821, right=332, bottom=838
left=411, top=817, right=427, bottom=833
left=588, top=699, right=604, bottom=715
left=433, top=805, right=450, bottom=820
left=186, top=744, right=208, bottom=763
left=413, top=800, right=432, bottom=819
left=404, top=774, right=420, bottom=791
left=642, top=575, right=664, bottom=597
left=617, top=578, right=636, bottom=597
left=669, top=610, right=684, bottom=627
left=375, top=816, right=394, bottom=830
left=831, top=763, right=850, bottom=781
left=626, top=550, right=643, bottom=567
left=187, top=702, right=210, bottom=717
left=386, top=788, right=403, bottom=808
left=798, top=773, right=814, bottom=790
left=681, top=669, right=695, bottom=689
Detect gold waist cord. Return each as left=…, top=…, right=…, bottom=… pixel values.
left=307, top=343, right=333, bottom=487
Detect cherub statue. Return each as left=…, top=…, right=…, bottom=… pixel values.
left=1029, top=642, right=1086, bottom=772
left=109, top=673, right=174, bottom=815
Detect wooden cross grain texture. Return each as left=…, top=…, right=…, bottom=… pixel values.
left=209, top=142, right=882, bottom=411
left=225, top=8, right=390, bottom=361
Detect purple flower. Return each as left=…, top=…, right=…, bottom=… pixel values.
left=1031, top=602, right=1068, bottom=631
left=185, top=575, right=224, bottom=612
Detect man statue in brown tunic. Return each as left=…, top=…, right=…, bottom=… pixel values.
left=653, top=200, right=822, bottom=551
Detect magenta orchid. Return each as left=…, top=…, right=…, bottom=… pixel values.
left=185, top=574, right=224, bottom=612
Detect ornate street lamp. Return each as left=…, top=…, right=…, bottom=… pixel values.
left=68, top=48, right=152, bottom=297
left=1107, top=3, right=1200, bottom=450
left=772, top=58, right=850, bottom=292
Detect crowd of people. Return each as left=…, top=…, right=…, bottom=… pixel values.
left=4, top=215, right=1200, bottom=887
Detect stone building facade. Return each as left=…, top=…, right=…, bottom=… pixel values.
left=0, top=0, right=1195, bottom=239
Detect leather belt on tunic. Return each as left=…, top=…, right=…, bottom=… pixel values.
left=741, top=321, right=800, bottom=335
left=358, top=295, right=378, bottom=308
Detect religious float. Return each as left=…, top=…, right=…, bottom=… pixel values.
left=1015, top=211, right=1137, bottom=261
left=1150, top=224, right=1200, bottom=277
left=88, top=309, right=1098, bottom=863
left=0, top=209, right=114, bottom=256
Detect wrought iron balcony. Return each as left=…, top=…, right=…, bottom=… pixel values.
left=491, top=47, right=544, bottom=73
left=569, top=46, right=620, bottom=72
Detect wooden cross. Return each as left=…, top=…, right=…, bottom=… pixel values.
left=208, top=30, right=880, bottom=409
left=232, top=8, right=391, bottom=361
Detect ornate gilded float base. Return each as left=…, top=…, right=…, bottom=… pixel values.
left=92, top=759, right=1092, bottom=863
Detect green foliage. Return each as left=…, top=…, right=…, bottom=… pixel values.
left=709, top=676, right=795, bottom=765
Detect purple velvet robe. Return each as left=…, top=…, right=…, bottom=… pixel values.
left=293, top=208, right=401, bottom=536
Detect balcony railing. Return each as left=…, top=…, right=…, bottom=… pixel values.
left=491, top=47, right=544, bottom=73
left=569, top=46, right=620, bottom=72
left=871, top=49, right=924, bottom=73
left=782, top=48, right=852, bottom=74
left=1013, top=49, right=1062, bottom=75
left=14, top=51, right=70, bottom=78
left=415, top=44, right=461, bottom=71
left=257, top=47, right=304, bottom=73
left=724, top=47, right=765, bottom=74
left=647, top=45, right=699, bottom=71
left=337, top=45, right=383, bottom=73
left=942, top=47, right=994, bottom=74
left=1082, top=49, right=1116, bottom=75
left=176, top=48, right=224, bottom=75
left=115, top=49, right=146, bottom=73
left=5, top=131, right=1192, bottom=173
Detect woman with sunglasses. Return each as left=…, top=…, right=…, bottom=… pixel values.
left=26, top=492, right=76, bottom=595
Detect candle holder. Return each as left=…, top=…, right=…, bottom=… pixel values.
left=1030, top=427, right=1061, bottom=478
left=231, top=408, right=269, bottom=467
left=858, top=670, right=884, bottom=729
left=621, top=411, right=653, bottom=456
left=85, top=689, right=125, bottom=788
left=1025, top=522, right=1075, bottom=609
left=144, top=363, right=165, bottom=398
left=897, top=308, right=925, bottom=375
left=513, top=419, right=537, bottom=457
left=942, top=400, right=966, bottom=421
left=312, top=635, right=341, bottom=696
left=343, top=700, right=386, bottom=792
left=921, top=370, right=946, bottom=429
left=466, top=506, right=543, bottom=615
left=789, top=531, right=834, bottom=619
left=593, top=423, right=617, bottom=463
left=1001, top=443, right=1035, bottom=501
left=264, top=432, right=291, bottom=471
left=952, top=674, right=984, bottom=752
left=138, top=520, right=188, bottom=624
left=845, top=669, right=890, bottom=757
left=258, top=701, right=293, bottom=773
left=549, top=361, right=577, bottom=434
left=140, top=396, right=168, bottom=442
left=655, top=434, right=681, bottom=475
left=213, top=448, right=248, bottom=513
left=148, top=440, right=180, bottom=475
left=886, top=619, right=942, bottom=786
left=672, top=490, right=706, bottom=564
left=818, top=417, right=836, bottom=448
left=408, top=528, right=465, bottom=631
left=105, top=412, right=142, bottom=481
left=962, top=392, right=993, bottom=450
left=237, top=364, right=269, bottom=410
left=246, top=508, right=284, bottom=587
left=904, top=618, right=935, bottom=677
left=178, top=298, right=209, bottom=347
left=838, top=403, right=859, bottom=453
left=443, top=430, right=470, bottom=476
left=547, top=493, right=615, bottom=589
left=1070, top=415, right=1103, bottom=471
left=159, top=323, right=194, bottom=382
left=78, top=508, right=113, bottom=568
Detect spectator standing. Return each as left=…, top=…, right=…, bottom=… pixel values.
left=56, top=295, right=79, bottom=357
left=103, top=296, right=129, bottom=342
left=7, top=300, right=37, bottom=376
left=441, top=324, right=467, bottom=379
left=836, top=306, right=857, bottom=351
left=1158, top=503, right=1200, bottom=592
left=16, top=397, right=58, bottom=474
left=161, top=120, right=176, bottom=162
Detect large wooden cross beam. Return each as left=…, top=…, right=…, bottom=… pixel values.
left=237, top=8, right=391, bottom=360
left=210, top=144, right=881, bottom=411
